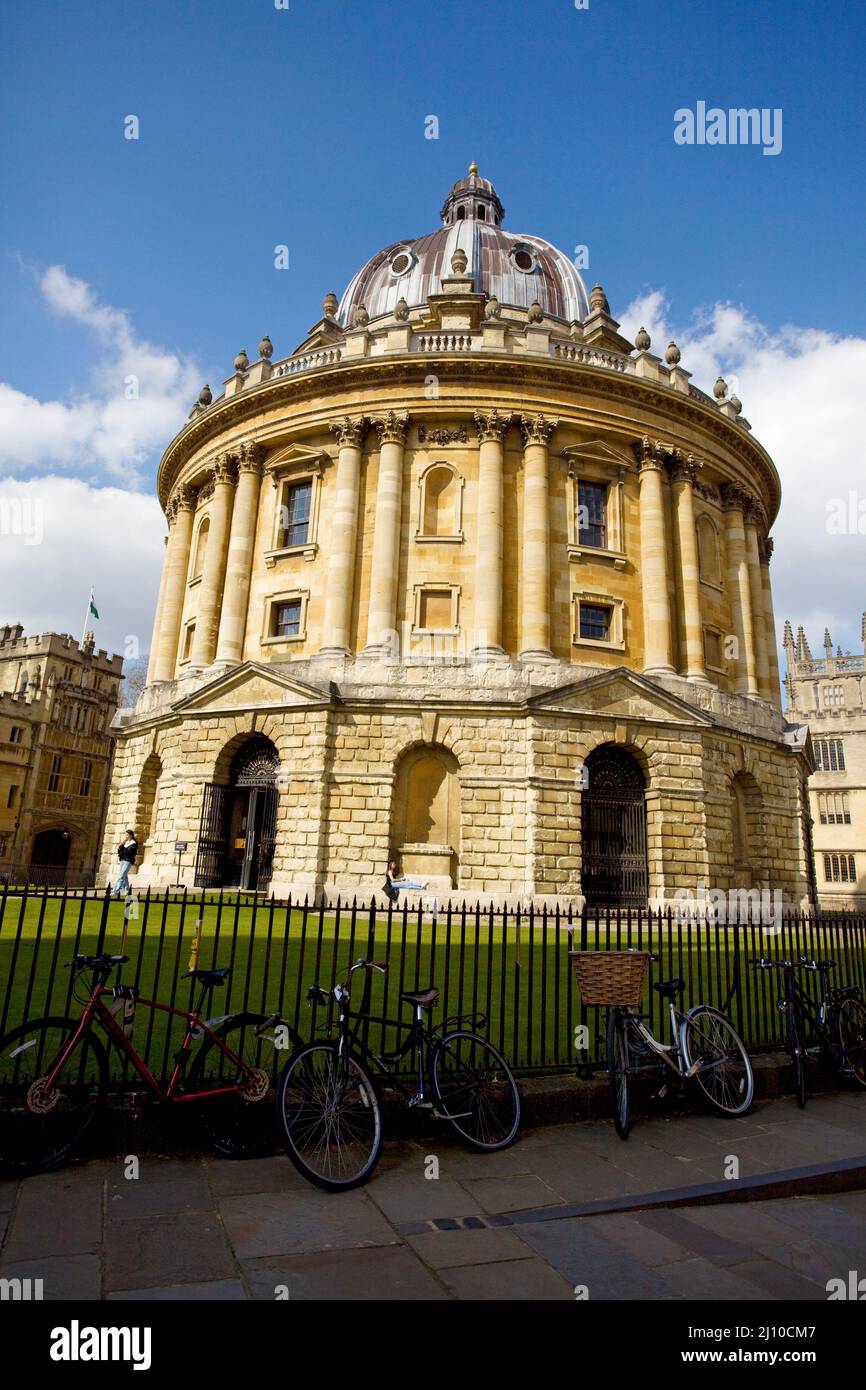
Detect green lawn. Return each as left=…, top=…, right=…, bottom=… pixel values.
left=1, top=890, right=864, bottom=1079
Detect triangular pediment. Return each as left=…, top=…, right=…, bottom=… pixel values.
left=529, top=667, right=714, bottom=726
left=173, top=662, right=329, bottom=715
left=561, top=439, right=634, bottom=469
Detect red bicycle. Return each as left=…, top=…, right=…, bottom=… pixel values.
left=0, top=952, right=299, bottom=1173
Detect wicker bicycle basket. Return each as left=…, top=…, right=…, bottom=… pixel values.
left=568, top=951, right=651, bottom=1007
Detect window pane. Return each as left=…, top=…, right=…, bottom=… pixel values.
left=274, top=601, right=301, bottom=637
left=579, top=603, right=612, bottom=641
left=281, top=481, right=312, bottom=546
left=578, top=482, right=606, bottom=548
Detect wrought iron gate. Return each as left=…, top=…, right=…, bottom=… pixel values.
left=581, top=746, right=648, bottom=907
left=194, top=782, right=229, bottom=887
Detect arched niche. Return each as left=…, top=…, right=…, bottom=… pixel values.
left=416, top=462, right=464, bottom=542
left=391, top=744, right=460, bottom=889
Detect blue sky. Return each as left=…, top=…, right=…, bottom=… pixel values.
left=1, top=0, right=865, bottom=660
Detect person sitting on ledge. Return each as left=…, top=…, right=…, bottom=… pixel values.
left=383, top=859, right=428, bottom=903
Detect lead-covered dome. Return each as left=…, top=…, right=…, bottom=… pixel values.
left=337, top=164, right=590, bottom=327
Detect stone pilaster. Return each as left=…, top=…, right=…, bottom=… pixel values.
left=214, top=442, right=265, bottom=666
left=190, top=455, right=236, bottom=668
left=472, top=410, right=511, bottom=657
left=152, top=483, right=196, bottom=682
left=364, top=412, right=409, bottom=652
left=519, top=414, right=557, bottom=659
left=760, top=535, right=782, bottom=705
left=721, top=484, right=758, bottom=696
left=670, top=453, right=707, bottom=681
left=744, top=500, right=771, bottom=700
left=635, top=438, right=675, bottom=674
left=319, top=416, right=367, bottom=656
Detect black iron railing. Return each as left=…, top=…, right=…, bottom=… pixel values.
left=0, top=884, right=864, bottom=1084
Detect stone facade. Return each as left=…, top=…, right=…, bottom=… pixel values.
left=0, top=625, right=122, bottom=882
left=100, top=167, right=813, bottom=909
left=785, top=618, right=866, bottom=908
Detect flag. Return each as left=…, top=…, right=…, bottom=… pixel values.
left=89, top=595, right=100, bottom=620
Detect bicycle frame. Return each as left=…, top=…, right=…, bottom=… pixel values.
left=621, top=1001, right=686, bottom=1076
left=778, top=969, right=832, bottom=1048
left=43, top=977, right=252, bottom=1104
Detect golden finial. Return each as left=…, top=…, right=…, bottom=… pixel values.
left=468, top=160, right=478, bottom=175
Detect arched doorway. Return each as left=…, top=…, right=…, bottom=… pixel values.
left=194, top=736, right=279, bottom=890
left=581, top=745, right=648, bottom=907
left=29, top=828, right=72, bottom=886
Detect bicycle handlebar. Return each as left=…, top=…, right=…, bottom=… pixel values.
left=349, top=958, right=389, bottom=975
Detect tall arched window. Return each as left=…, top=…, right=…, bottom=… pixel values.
left=192, top=516, right=210, bottom=580
left=697, top=513, right=722, bottom=585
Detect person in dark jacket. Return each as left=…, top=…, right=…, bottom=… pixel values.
left=112, top=830, right=138, bottom=898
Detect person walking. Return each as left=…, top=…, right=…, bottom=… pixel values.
left=382, top=859, right=428, bottom=904
left=112, top=829, right=139, bottom=898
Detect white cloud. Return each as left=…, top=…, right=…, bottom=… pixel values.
left=0, top=266, right=201, bottom=485
left=0, top=476, right=164, bottom=662
left=620, top=293, right=866, bottom=662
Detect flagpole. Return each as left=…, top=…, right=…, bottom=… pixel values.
left=81, top=587, right=93, bottom=649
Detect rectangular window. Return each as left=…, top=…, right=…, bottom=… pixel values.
left=704, top=630, right=723, bottom=669
left=577, top=481, right=607, bottom=549
left=824, top=853, right=856, bottom=883
left=273, top=600, right=302, bottom=638
left=279, top=480, right=312, bottom=548
left=418, top=589, right=454, bottom=631
left=816, top=738, right=845, bottom=772
left=183, top=624, right=196, bottom=661
left=6, top=784, right=18, bottom=809
left=79, top=760, right=92, bottom=798
left=0, top=834, right=7, bottom=857
left=579, top=602, right=612, bottom=642
left=9, top=726, right=23, bottom=744
left=48, top=755, right=62, bottom=792
left=823, top=684, right=844, bottom=707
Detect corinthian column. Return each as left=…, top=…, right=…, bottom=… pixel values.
left=146, top=531, right=170, bottom=684
left=152, top=484, right=196, bottom=682
left=635, top=438, right=675, bottom=674
left=721, top=484, right=758, bottom=696
left=744, top=501, right=771, bottom=699
left=364, top=412, right=409, bottom=652
left=190, top=455, right=236, bottom=668
left=319, top=417, right=367, bottom=656
left=472, top=410, right=511, bottom=657
left=670, top=453, right=707, bottom=681
left=760, top=536, right=782, bottom=705
left=519, top=414, right=556, bottom=659
left=214, top=442, right=265, bottom=666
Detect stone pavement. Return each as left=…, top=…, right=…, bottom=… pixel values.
left=1, top=1090, right=864, bottom=1301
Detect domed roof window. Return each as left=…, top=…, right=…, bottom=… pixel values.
left=335, top=165, right=590, bottom=327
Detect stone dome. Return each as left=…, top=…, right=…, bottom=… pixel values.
left=337, top=164, right=590, bottom=327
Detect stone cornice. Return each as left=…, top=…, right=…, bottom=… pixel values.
left=156, top=354, right=781, bottom=523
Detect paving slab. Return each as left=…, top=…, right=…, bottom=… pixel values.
left=103, top=1212, right=235, bottom=1292
left=406, top=1225, right=534, bottom=1269
left=218, top=1187, right=399, bottom=1259
left=438, top=1255, right=574, bottom=1301
left=516, top=1217, right=680, bottom=1299
left=108, top=1279, right=248, bottom=1301
left=1, top=1163, right=105, bottom=1262
left=241, top=1245, right=449, bottom=1300
left=106, top=1157, right=212, bottom=1220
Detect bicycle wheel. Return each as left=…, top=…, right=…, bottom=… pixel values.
left=681, top=1006, right=754, bottom=1117
left=431, top=1032, right=521, bottom=1151
left=0, top=1016, right=109, bottom=1173
left=275, top=1041, right=382, bottom=1191
left=788, top=1005, right=807, bottom=1108
left=187, top=1012, right=283, bottom=1159
left=607, top=1010, right=631, bottom=1139
left=835, top=997, right=866, bottom=1088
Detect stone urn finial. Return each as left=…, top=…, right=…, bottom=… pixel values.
left=198, top=383, right=213, bottom=406
left=485, top=295, right=501, bottom=320
left=589, top=283, right=610, bottom=314
left=665, top=341, right=681, bottom=366
left=394, top=296, right=410, bottom=321
left=635, top=326, right=651, bottom=352
left=714, top=375, right=728, bottom=401
left=258, top=335, right=273, bottom=361
left=730, top=393, right=742, bottom=415
left=323, top=291, right=339, bottom=318
left=234, top=349, right=249, bottom=374
left=352, top=304, right=370, bottom=328
left=527, top=299, right=543, bottom=323
left=450, top=247, right=468, bottom=275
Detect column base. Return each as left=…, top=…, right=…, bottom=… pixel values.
left=470, top=645, right=509, bottom=661
left=686, top=671, right=713, bottom=684
left=315, top=646, right=351, bottom=659
left=643, top=664, right=677, bottom=676
left=519, top=648, right=557, bottom=663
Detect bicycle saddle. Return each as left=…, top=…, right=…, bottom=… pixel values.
left=653, top=978, right=685, bottom=998
left=401, top=988, right=439, bottom=1009
left=187, top=968, right=231, bottom=987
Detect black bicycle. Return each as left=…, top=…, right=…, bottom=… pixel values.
left=274, top=958, right=521, bottom=1190
left=751, top=955, right=866, bottom=1107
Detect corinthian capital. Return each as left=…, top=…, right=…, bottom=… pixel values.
left=212, top=452, right=238, bottom=487
left=474, top=409, right=512, bottom=444
left=720, top=482, right=752, bottom=514
left=373, top=411, right=409, bottom=446
left=519, top=414, right=558, bottom=446
left=669, top=451, right=703, bottom=486
left=330, top=416, right=369, bottom=448
left=237, top=440, right=266, bottom=474
left=167, top=482, right=197, bottom=523
left=633, top=436, right=669, bottom=472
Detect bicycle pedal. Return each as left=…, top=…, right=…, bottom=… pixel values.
left=407, top=1098, right=434, bottom=1110
left=686, top=1060, right=702, bottom=1078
